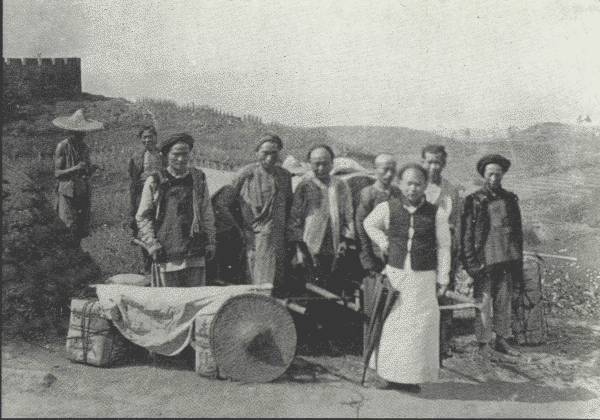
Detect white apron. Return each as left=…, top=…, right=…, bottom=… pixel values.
left=370, top=257, right=440, bottom=383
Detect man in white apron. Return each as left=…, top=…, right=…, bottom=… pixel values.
left=364, top=163, right=451, bottom=392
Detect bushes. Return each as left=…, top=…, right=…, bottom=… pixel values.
left=2, top=163, right=101, bottom=337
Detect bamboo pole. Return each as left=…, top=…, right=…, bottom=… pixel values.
left=275, top=299, right=307, bottom=315
left=439, top=303, right=480, bottom=311
left=524, top=251, right=577, bottom=262
left=305, top=283, right=360, bottom=312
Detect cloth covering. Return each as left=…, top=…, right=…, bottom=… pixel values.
left=287, top=172, right=355, bottom=258
left=217, top=162, right=293, bottom=285
left=54, top=137, right=93, bottom=240
left=95, top=284, right=272, bottom=356
left=364, top=200, right=450, bottom=383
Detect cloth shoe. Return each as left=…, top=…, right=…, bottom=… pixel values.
left=390, top=383, right=421, bottom=393
left=494, top=337, right=520, bottom=356
left=478, top=342, right=492, bottom=357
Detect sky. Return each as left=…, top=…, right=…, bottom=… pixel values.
left=3, top=0, right=600, bottom=130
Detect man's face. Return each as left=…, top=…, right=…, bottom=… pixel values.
left=70, top=131, right=85, bottom=142
left=309, top=148, right=333, bottom=179
left=483, top=163, right=504, bottom=190
left=167, top=142, right=191, bottom=173
left=422, top=152, right=445, bottom=183
left=399, top=168, right=427, bottom=204
left=257, top=141, right=280, bottom=170
left=376, top=161, right=396, bottom=187
left=141, top=129, right=157, bottom=152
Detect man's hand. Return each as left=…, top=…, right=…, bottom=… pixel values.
left=76, top=161, right=88, bottom=171
left=150, top=249, right=161, bottom=261
left=337, top=240, right=348, bottom=257
left=205, top=245, right=216, bottom=261
left=437, top=283, right=448, bottom=298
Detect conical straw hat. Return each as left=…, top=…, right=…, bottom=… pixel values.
left=52, top=109, right=104, bottom=132
left=210, top=293, right=297, bottom=383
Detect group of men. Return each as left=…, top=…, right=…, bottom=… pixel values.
left=53, top=109, right=524, bottom=393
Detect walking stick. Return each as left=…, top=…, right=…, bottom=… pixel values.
left=130, top=239, right=163, bottom=364
left=131, top=238, right=165, bottom=287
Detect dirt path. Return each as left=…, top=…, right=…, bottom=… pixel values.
left=2, top=318, right=599, bottom=418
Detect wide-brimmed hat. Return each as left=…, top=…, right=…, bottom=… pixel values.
left=476, top=154, right=511, bottom=176
left=159, top=132, right=194, bottom=155
left=210, top=293, right=297, bottom=383
left=52, top=109, right=104, bottom=132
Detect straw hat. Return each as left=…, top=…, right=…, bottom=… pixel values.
left=52, top=109, right=104, bottom=132
left=210, top=293, right=296, bottom=383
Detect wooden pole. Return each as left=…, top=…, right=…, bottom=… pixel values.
left=305, top=283, right=360, bottom=312
left=524, top=251, right=577, bottom=262
left=439, top=302, right=480, bottom=311
left=275, top=299, right=307, bottom=315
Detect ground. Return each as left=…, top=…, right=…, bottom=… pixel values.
left=3, top=316, right=599, bottom=418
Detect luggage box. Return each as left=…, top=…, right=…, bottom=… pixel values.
left=66, top=298, right=130, bottom=367
left=192, top=313, right=218, bottom=378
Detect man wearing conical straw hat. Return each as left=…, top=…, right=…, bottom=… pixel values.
left=53, top=109, right=104, bottom=245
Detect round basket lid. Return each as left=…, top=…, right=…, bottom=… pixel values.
left=210, top=293, right=296, bottom=383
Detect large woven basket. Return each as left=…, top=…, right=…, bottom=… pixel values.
left=210, top=293, right=297, bottom=383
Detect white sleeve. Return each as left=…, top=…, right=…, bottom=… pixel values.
left=363, top=201, right=390, bottom=255
left=435, top=206, right=451, bottom=285
left=135, top=177, right=162, bottom=254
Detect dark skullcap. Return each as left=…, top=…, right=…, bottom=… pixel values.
left=476, top=154, right=511, bottom=176
left=256, top=133, right=283, bottom=151
left=137, top=125, right=157, bottom=138
left=159, top=132, right=194, bottom=155
left=398, top=162, right=428, bottom=182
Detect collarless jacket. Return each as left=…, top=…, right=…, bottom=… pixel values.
left=460, top=187, right=523, bottom=278
left=128, top=149, right=147, bottom=219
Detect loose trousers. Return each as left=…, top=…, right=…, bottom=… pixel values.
left=57, top=192, right=91, bottom=242
left=161, top=267, right=206, bottom=287
left=473, top=263, right=515, bottom=343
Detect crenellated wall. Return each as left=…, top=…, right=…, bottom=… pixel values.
left=3, top=57, right=82, bottom=99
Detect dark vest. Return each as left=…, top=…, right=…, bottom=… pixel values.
left=388, top=198, right=437, bottom=271
left=154, top=171, right=205, bottom=260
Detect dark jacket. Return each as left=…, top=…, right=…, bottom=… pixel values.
left=128, top=149, right=146, bottom=222
left=460, top=186, right=523, bottom=278
left=355, top=184, right=401, bottom=271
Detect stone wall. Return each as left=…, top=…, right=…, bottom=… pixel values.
left=3, top=57, right=82, bottom=99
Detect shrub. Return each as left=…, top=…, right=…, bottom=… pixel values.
left=2, top=163, right=101, bottom=337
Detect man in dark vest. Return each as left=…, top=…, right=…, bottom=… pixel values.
left=461, top=154, right=523, bottom=357
left=364, top=163, right=450, bottom=391
left=128, top=125, right=163, bottom=273
left=136, top=133, right=216, bottom=287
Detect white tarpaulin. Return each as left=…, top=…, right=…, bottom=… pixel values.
left=94, top=284, right=271, bottom=356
